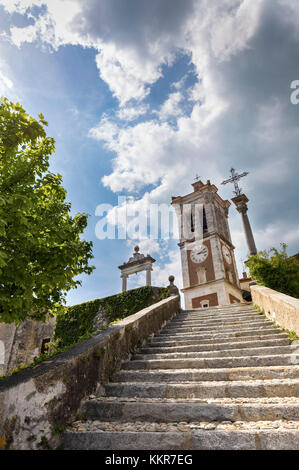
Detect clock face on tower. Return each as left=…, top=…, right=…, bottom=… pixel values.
left=222, top=245, right=232, bottom=264
left=190, top=244, right=209, bottom=264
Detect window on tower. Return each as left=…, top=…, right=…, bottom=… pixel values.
left=191, top=211, right=194, bottom=233
left=191, top=206, right=208, bottom=233
left=203, top=207, right=208, bottom=232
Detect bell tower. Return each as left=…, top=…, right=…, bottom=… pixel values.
left=172, top=179, right=244, bottom=309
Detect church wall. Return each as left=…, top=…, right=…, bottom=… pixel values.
left=219, top=240, right=238, bottom=287
left=211, top=237, right=225, bottom=280
left=184, top=282, right=228, bottom=309
left=179, top=246, right=190, bottom=288
left=192, top=293, right=218, bottom=308
left=225, top=283, right=245, bottom=304
left=229, top=294, right=241, bottom=304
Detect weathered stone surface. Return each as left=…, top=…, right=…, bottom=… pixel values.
left=140, top=337, right=290, bottom=354
left=62, top=427, right=299, bottom=450
left=0, top=295, right=179, bottom=449
left=82, top=398, right=299, bottom=423
left=0, top=317, right=55, bottom=376
left=113, top=365, right=299, bottom=383
left=251, top=285, right=299, bottom=336
left=122, top=354, right=299, bottom=370
left=133, top=345, right=299, bottom=361
left=92, top=305, right=110, bottom=333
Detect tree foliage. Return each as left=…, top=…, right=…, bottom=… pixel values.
left=246, top=243, right=299, bottom=298
left=0, top=98, right=94, bottom=323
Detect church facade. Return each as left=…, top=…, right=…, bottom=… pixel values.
left=172, top=179, right=244, bottom=309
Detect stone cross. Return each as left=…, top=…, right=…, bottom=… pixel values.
left=221, top=167, right=249, bottom=196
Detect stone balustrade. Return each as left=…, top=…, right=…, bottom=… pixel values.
left=250, top=285, right=299, bottom=336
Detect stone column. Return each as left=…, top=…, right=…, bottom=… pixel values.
left=121, top=274, right=128, bottom=292
left=232, top=194, right=257, bottom=256
left=146, top=268, right=151, bottom=287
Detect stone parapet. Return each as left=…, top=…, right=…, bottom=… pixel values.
left=0, top=295, right=180, bottom=450
left=250, top=285, right=299, bottom=336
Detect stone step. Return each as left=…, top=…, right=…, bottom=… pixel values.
left=82, top=396, right=299, bottom=423
left=113, top=365, right=299, bottom=383
left=133, top=345, right=299, bottom=361
left=184, top=305, right=254, bottom=314
left=169, top=314, right=265, bottom=326
left=62, top=424, right=299, bottom=450
left=122, top=353, right=299, bottom=370
left=150, top=332, right=289, bottom=348
left=104, top=379, right=299, bottom=399
left=166, top=315, right=270, bottom=328
left=156, top=326, right=281, bottom=340
left=178, top=308, right=257, bottom=319
left=140, top=337, right=290, bottom=354
left=161, top=320, right=272, bottom=334
left=174, top=308, right=260, bottom=317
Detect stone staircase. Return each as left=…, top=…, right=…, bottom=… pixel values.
left=62, top=303, right=299, bottom=450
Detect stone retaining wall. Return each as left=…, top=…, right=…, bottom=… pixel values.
left=0, top=317, right=56, bottom=376
left=250, top=285, right=299, bottom=336
left=0, top=295, right=180, bottom=450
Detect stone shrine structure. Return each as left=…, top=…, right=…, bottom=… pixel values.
left=118, top=246, right=156, bottom=292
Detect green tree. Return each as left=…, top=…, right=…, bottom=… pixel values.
left=0, top=98, right=94, bottom=323
left=246, top=243, right=299, bottom=298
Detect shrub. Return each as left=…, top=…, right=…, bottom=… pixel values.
left=246, top=243, right=299, bottom=298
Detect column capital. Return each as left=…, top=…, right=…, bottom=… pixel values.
left=231, top=193, right=249, bottom=214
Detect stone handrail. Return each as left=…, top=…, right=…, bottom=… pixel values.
left=250, top=285, right=299, bottom=336
left=0, top=295, right=180, bottom=450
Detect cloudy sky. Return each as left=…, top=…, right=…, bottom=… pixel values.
left=1, top=0, right=299, bottom=306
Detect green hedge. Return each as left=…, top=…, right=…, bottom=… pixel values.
left=54, top=286, right=169, bottom=348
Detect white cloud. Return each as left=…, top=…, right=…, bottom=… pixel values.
left=2, top=0, right=299, bottom=286
left=157, top=91, right=183, bottom=121
left=117, top=103, right=149, bottom=122
left=0, top=0, right=42, bottom=14
left=88, top=116, right=119, bottom=142
left=152, top=249, right=183, bottom=290
left=95, top=47, right=162, bottom=105
left=0, top=70, right=13, bottom=91
left=0, top=0, right=264, bottom=105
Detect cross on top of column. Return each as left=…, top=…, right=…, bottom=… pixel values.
left=221, top=167, right=249, bottom=196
